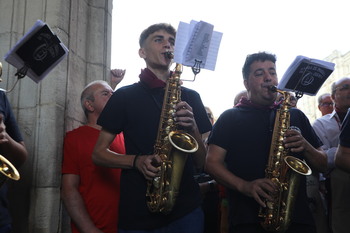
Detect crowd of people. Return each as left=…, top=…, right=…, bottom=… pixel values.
left=1, top=22, right=350, bottom=233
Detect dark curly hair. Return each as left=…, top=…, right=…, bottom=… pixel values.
left=242, top=52, right=277, bottom=80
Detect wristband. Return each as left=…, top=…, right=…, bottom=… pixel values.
left=133, top=155, right=139, bottom=169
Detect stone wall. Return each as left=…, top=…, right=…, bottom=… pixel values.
left=0, top=0, right=112, bottom=232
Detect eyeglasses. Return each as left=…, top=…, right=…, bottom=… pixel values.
left=334, top=84, right=350, bottom=92
left=319, top=102, right=334, bottom=107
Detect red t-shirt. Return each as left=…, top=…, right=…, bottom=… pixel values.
left=62, top=125, right=125, bottom=233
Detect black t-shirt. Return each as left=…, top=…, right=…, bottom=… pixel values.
left=97, top=82, right=212, bottom=230
left=0, top=91, right=23, bottom=226
left=339, top=108, right=350, bottom=147
left=208, top=105, right=322, bottom=227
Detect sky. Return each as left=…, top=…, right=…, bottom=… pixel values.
left=111, top=0, right=350, bottom=119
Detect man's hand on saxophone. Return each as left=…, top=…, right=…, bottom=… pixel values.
left=173, top=101, right=197, bottom=132
left=133, top=154, right=162, bottom=181
left=174, top=101, right=207, bottom=171
left=239, top=178, right=277, bottom=208
left=283, top=128, right=307, bottom=153
left=283, top=128, right=327, bottom=173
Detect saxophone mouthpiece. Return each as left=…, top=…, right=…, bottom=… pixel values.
left=268, top=85, right=278, bottom=93
left=165, top=51, right=174, bottom=59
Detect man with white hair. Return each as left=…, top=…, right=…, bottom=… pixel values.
left=312, top=77, right=350, bottom=233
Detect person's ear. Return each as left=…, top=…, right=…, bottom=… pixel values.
left=331, top=93, right=335, bottom=101
left=244, top=79, right=250, bottom=91
left=139, top=48, right=146, bottom=58
left=84, top=100, right=94, bottom=112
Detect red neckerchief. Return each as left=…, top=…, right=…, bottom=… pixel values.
left=139, top=68, right=167, bottom=89
left=236, top=97, right=280, bottom=110
left=335, top=106, right=347, bottom=122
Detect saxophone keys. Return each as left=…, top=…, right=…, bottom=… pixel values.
left=282, top=183, right=288, bottom=191
left=278, top=146, right=284, bottom=152
left=163, top=135, right=169, bottom=142
left=271, top=178, right=280, bottom=186
left=281, top=201, right=287, bottom=207
left=272, top=171, right=280, bottom=177
left=278, top=135, right=284, bottom=142
left=266, top=201, right=274, bottom=209
left=153, top=177, right=160, bottom=188
left=160, top=153, right=168, bottom=160
left=165, top=126, right=171, bottom=135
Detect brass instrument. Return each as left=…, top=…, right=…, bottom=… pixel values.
left=258, top=86, right=312, bottom=233
left=0, top=62, right=21, bottom=186
left=0, top=155, right=20, bottom=186
left=146, top=52, right=199, bottom=214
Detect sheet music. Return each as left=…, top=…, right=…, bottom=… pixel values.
left=278, top=55, right=335, bottom=96
left=4, top=19, right=69, bottom=83
left=174, top=20, right=222, bottom=71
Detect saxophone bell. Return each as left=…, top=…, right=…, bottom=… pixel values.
left=0, top=154, right=20, bottom=187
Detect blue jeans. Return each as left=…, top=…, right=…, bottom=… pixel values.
left=119, top=207, right=204, bottom=233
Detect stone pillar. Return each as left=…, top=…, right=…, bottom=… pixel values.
left=0, top=0, right=112, bottom=232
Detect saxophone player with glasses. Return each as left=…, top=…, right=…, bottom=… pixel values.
left=92, top=23, right=212, bottom=233
left=206, top=52, right=327, bottom=233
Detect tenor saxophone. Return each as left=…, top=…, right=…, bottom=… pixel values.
left=258, top=86, right=312, bottom=233
left=146, top=52, right=198, bottom=214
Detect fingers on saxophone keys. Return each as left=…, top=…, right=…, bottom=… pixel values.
left=256, top=195, right=267, bottom=208
left=144, top=165, right=161, bottom=180
left=254, top=189, right=270, bottom=207
left=175, top=102, right=192, bottom=111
